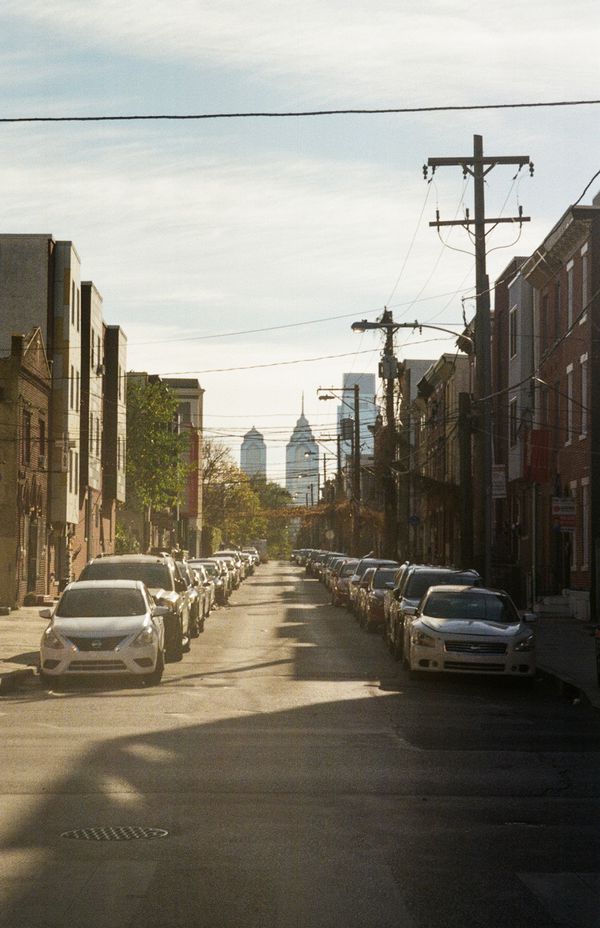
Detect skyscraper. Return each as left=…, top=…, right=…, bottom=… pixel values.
left=286, top=398, right=318, bottom=506
left=240, top=427, right=267, bottom=479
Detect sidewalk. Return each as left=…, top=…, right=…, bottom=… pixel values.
left=0, top=604, right=599, bottom=707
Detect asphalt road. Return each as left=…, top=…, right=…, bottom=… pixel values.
left=1, top=561, right=599, bottom=928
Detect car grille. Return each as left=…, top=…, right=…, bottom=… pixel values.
left=68, top=660, right=127, bottom=671
left=444, top=661, right=505, bottom=672
left=445, top=640, right=507, bottom=655
left=67, top=636, right=129, bottom=652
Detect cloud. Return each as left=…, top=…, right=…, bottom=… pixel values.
left=3, top=0, right=599, bottom=104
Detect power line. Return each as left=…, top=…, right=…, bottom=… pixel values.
left=2, top=99, right=600, bottom=124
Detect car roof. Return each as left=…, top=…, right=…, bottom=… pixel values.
left=65, top=579, right=146, bottom=591
left=88, top=554, right=171, bottom=565
left=425, top=584, right=505, bottom=596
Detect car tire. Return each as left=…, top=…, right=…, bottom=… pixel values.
left=142, top=649, right=164, bottom=686
left=166, top=617, right=184, bottom=662
left=40, top=671, right=61, bottom=688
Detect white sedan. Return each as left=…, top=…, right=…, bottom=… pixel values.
left=403, top=585, right=536, bottom=676
left=39, top=580, right=168, bottom=686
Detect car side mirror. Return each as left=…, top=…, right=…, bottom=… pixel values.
left=152, top=605, right=170, bottom=617
left=522, top=612, right=537, bottom=624
left=39, top=607, right=53, bottom=620
left=404, top=605, right=417, bottom=616
left=385, top=582, right=395, bottom=589
left=175, top=578, right=186, bottom=593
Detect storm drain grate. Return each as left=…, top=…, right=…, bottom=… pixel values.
left=61, top=826, right=168, bottom=841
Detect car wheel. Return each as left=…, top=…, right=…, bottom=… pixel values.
left=142, top=649, right=164, bottom=686
left=166, top=617, right=184, bottom=662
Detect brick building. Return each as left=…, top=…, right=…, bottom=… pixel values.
left=0, top=329, right=52, bottom=607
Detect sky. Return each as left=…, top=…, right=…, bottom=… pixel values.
left=1, top=0, right=599, bottom=486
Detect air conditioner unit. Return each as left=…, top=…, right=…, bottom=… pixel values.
left=96, top=363, right=105, bottom=375
left=38, top=454, right=47, bottom=469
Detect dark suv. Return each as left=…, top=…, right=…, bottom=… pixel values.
left=79, top=554, right=191, bottom=661
left=387, top=565, right=481, bottom=660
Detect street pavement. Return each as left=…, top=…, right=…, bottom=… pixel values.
left=0, top=562, right=599, bottom=927
left=2, top=574, right=599, bottom=706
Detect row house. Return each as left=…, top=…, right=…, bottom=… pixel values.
left=490, top=194, right=600, bottom=617
left=0, top=235, right=127, bottom=605
left=411, top=354, right=471, bottom=566
left=0, top=330, right=51, bottom=606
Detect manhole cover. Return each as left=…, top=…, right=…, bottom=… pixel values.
left=61, top=826, right=168, bottom=841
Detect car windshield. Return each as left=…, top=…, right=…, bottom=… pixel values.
left=56, top=588, right=147, bottom=618
left=194, top=562, right=218, bottom=578
left=340, top=561, right=359, bottom=577
left=373, top=568, right=397, bottom=589
left=424, top=590, right=520, bottom=624
left=80, top=562, right=173, bottom=590
left=405, top=570, right=477, bottom=600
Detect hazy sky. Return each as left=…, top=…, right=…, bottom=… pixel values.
left=1, top=1, right=598, bottom=484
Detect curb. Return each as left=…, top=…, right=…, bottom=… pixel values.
left=536, top=663, right=598, bottom=709
left=0, top=666, right=36, bottom=695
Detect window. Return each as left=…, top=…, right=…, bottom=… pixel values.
left=68, top=450, right=73, bottom=493
left=541, top=293, right=549, bottom=351
left=96, top=417, right=100, bottom=457
left=581, top=244, right=589, bottom=324
left=38, top=418, right=46, bottom=457
left=76, top=288, right=80, bottom=332
left=71, top=281, right=75, bottom=325
left=118, top=365, right=122, bottom=400
left=566, top=365, right=573, bottom=444
left=581, top=480, right=590, bottom=570
left=566, top=259, right=574, bottom=330
left=554, top=281, right=561, bottom=339
left=509, top=306, right=518, bottom=358
left=554, top=381, right=561, bottom=440
left=569, top=481, right=577, bottom=570
left=76, top=370, right=80, bottom=412
left=509, top=397, right=518, bottom=447
left=91, top=331, right=95, bottom=368
left=580, top=354, right=588, bottom=437
left=90, top=413, right=94, bottom=453
left=70, top=365, right=75, bottom=409
left=22, top=410, right=31, bottom=465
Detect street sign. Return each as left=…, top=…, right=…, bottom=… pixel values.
left=551, top=497, right=576, bottom=533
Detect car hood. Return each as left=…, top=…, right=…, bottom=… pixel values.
left=420, top=616, right=522, bottom=637
left=52, top=615, right=147, bottom=638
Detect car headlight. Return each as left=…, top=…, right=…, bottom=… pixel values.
left=413, top=630, right=436, bottom=648
left=132, top=626, right=156, bottom=647
left=514, top=634, right=535, bottom=652
left=42, top=626, right=66, bottom=650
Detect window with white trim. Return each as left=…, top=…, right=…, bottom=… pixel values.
left=509, top=306, right=518, bottom=358
left=566, top=259, right=574, bottom=330
left=580, top=243, right=589, bottom=324
left=580, top=353, right=588, bottom=437
left=566, top=364, right=573, bottom=444
left=569, top=481, right=577, bottom=570
left=581, top=479, right=590, bottom=570
left=509, top=397, right=518, bottom=447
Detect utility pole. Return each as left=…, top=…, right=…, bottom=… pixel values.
left=427, top=135, right=531, bottom=582
left=352, top=383, right=361, bottom=554
left=380, top=310, right=399, bottom=560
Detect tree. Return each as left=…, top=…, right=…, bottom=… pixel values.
left=125, top=378, right=190, bottom=511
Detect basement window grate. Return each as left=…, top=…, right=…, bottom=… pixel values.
left=61, top=826, right=168, bottom=841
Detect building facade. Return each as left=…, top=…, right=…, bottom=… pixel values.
left=286, top=402, right=318, bottom=507
left=0, top=329, right=52, bottom=607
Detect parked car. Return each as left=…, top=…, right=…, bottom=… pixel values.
left=215, top=551, right=243, bottom=586
left=39, top=580, right=168, bottom=686
left=197, top=559, right=228, bottom=604
left=360, top=566, right=399, bottom=632
left=331, top=559, right=359, bottom=607
left=79, top=554, right=191, bottom=662
left=383, top=562, right=410, bottom=626
left=188, top=560, right=217, bottom=612
left=355, top=567, right=377, bottom=625
left=173, top=558, right=203, bottom=636
left=347, top=558, right=399, bottom=613
left=402, top=585, right=536, bottom=676
left=387, top=565, right=481, bottom=661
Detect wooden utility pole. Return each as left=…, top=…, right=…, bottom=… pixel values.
left=352, top=383, right=361, bottom=554
left=427, top=135, right=531, bottom=582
